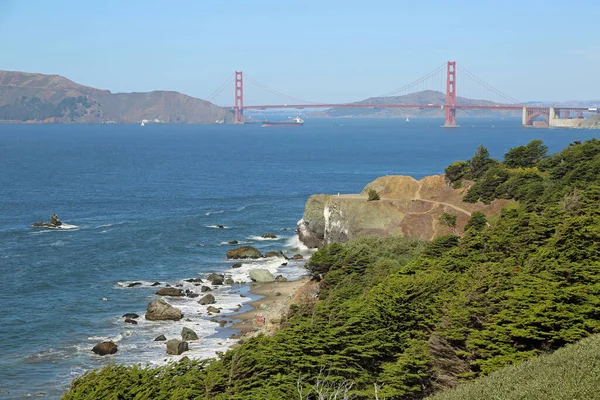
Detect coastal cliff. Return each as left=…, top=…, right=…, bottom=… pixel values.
left=297, top=174, right=509, bottom=247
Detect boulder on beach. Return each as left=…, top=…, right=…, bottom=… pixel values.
left=156, top=288, right=185, bottom=297
left=224, top=277, right=234, bottom=285
left=261, top=233, right=277, bottom=239
left=166, top=339, right=188, bottom=355
left=92, top=341, right=118, bottom=356
left=154, top=334, right=167, bottom=341
left=207, top=306, right=220, bottom=314
left=248, top=269, right=275, bottom=283
left=292, top=254, right=304, bottom=260
left=145, top=299, right=182, bottom=321
left=181, top=327, right=199, bottom=340
left=231, top=262, right=243, bottom=269
left=200, top=285, right=212, bottom=292
left=275, top=274, right=288, bottom=282
left=264, top=250, right=288, bottom=259
left=197, top=293, right=216, bottom=305
left=226, top=246, right=263, bottom=259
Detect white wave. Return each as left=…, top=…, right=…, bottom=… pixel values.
left=283, top=235, right=313, bottom=254
left=227, top=257, right=289, bottom=283
left=233, top=205, right=247, bottom=212
left=219, top=240, right=249, bottom=245
left=247, top=235, right=284, bottom=241
left=55, top=223, right=79, bottom=230
left=207, top=225, right=229, bottom=229
left=205, top=210, right=224, bottom=216
left=49, top=240, right=66, bottom=247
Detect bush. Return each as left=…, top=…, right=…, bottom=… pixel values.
left=367, top=189, right=380, bottom=201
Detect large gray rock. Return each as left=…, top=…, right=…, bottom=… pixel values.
left=226, top=246, right=263, bottom=259
left=248, top=269, right=275, bottom=283
left=166, top=339, right=188, bottom=355
left=92, top=341, right=118, bottom=356
left=145, top=299, right=182, bottom=321
left=181, top=327, right=199, bottom=340
left=197, top=293, right=216, bottom=305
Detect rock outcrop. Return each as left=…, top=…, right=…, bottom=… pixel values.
left=226, top=246, right=263, bottom=259
left=248, top=269, right=275, bottom=283
left=166, top=339, right=188, bottom=355
left=145, top=299, right=182, bottom=321
left=31, top=213, right=63, bottom=228
left=297, top=175, right=509, bottom=247
left=92, top=341, right=118, bottom=356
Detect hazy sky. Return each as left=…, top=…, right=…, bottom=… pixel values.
left=1, top=0, right=598, bottom=105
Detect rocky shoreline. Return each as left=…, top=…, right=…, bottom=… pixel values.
left=91, top=241, right=313, bottom=359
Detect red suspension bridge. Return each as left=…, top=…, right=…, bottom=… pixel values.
left=206, top=62, right=598, bottom=128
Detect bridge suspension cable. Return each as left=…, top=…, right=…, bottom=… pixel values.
left=457, top=64, right=521, bottom=104
left=378, top=63, right=447, bottom=98
left=244, top=73, right=321, bottom=105
left=206, top=73, right=234, bottom=102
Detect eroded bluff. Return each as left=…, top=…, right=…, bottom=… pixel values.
left=297, top=175, right=509, bottom=247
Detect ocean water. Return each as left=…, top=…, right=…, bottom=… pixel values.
left=0, top=118, right=597, bottom=398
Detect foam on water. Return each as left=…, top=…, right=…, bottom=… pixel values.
left=246, top=235, right=283, bottom=241
left=207, top=225, right=229, bottom=229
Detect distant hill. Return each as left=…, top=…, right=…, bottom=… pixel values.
left=311, top=90, right=519, bottom=118
left=0, top=70, right=231, bottom=124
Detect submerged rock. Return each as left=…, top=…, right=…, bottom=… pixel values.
left=226, top=246, right=263, bottom=259
left=122, top=313, right=139, bottom=319
left=154, top=334, right=167, bottom=341
left=264, top=250, right=288, bottom=259
left=145, top=299, right=182, bottom=321
left=92, top=341, right=118, bottom=356
left=261, top=233, right=277, bottom=239
left=207, top=306, right=220, bottom=314
left=228, top=240, right=239, bottom=245
left=292, top=254, right=304, bottom=260
left=156, top=288, right=185, bottom=297
left=232, top=262, right=243, bottom=269
left=124, top=318, right=138, bottom=325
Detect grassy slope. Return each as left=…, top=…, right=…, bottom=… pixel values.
left=429, top=334, right=600, bottom=400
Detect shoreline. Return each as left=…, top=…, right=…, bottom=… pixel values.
left=223, top=275, right=314, bottom=343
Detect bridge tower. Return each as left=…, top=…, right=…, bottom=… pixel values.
left=234, top=71, right=244, bottom=124
left=444, top=61, right=458, bottom=128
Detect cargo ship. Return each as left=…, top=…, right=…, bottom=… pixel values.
left=261, top=116, right=304, bottom=127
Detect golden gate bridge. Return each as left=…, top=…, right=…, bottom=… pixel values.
left=205, top=62, right=598, bottom=128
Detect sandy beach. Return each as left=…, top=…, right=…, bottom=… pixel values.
left=228, top=276, right=316, bottom=340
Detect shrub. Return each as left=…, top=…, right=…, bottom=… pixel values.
left=367, top=189, right=380, bottom=201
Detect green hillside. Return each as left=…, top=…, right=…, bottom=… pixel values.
left=429, top=334, right=600, bottom=400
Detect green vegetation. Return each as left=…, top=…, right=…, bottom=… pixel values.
left=437, top=212, right=457, bottom=233
left=0, top=95, right=98, bottom=121
left=367, top=189, right=380, bottom=201
left=63, top=139, right=600, bottom=399
left=429, top=334, right=600, bottom=400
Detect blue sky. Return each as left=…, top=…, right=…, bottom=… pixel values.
left=1, top=0, right=598, bottom=105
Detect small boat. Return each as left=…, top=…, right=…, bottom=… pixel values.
left=262, top=116, right=304, bottom=127
left=406, top=117, right=410, bottom=122
left=140, top=121, right=145, bottom=126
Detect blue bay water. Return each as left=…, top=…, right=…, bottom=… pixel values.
left=0, top=118, right=597, bottom=398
